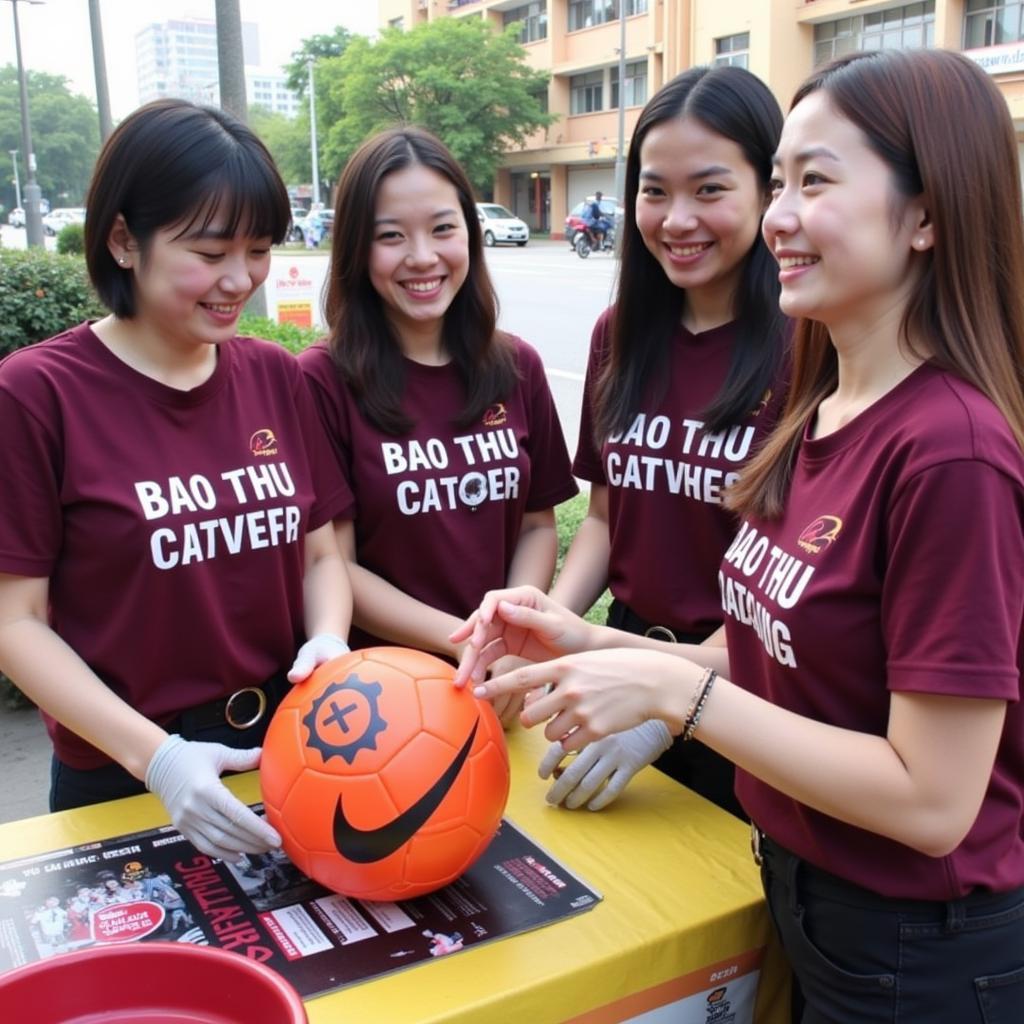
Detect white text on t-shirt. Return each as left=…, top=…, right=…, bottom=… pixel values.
left=605, top=414, right=754, bottom=504
left=133, top=462, right=301, bottom=570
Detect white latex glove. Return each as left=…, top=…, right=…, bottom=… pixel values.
left=538, top=720, right=673, bottom=811
left=145, top=734, right=282, bottom=860
left=287, top=633, right=350, bottom=683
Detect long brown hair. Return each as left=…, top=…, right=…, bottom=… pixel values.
left=595, top=66, right=786, bottom=440
left=325, top=126, right=516, bottom=435
left=729, top=49, right=1024, bottom=518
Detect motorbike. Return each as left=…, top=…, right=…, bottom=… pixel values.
left=574, top=222, right=615, bottom=259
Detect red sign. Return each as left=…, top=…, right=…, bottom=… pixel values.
left=91, top=901, right=166, bottom=943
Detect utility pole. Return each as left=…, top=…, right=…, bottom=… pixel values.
left=87, top=0, right=113, bottom=142
left=4, top=0, right=46, bottom=248
left=214, top=0, right=266, bottom=315
left=214, top=0, right=248, bottom=123
left=613, top=5, right=627, bottom=215
left=308, top=60, right=320, bottom=208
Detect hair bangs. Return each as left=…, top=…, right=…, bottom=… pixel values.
left=169, top=151, right=290, bottom=244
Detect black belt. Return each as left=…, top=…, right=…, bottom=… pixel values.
left=607, top=599, right=709, bottom=645
left=174, top=672, right=289, bottom=735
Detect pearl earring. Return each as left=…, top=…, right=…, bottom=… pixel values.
left=118, top=256, right=127, bottom=266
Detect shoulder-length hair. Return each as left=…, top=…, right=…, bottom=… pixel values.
left=324, top=126, right=516, bottom=435
left=729, top=48, right=1024, bottom=519
left=84, top=99, right=290, bottom=318
left=594, top=65, right=786, bottom=441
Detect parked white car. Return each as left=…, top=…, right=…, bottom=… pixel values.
left=7, top=207, right=24, bottom=227
left=42, top=207, right=86, bottom=236
left=475, top=203, right=529, bottom=247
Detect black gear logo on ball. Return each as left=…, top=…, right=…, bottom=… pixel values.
left=303, top=676, right=387, bottom=765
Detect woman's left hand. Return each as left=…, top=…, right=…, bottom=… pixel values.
left=475, top=648, right=694, bottom=750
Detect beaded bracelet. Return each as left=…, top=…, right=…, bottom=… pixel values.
left=683, top=668, right=718, bottom=742
left=680, top=665, right=711, bottom=730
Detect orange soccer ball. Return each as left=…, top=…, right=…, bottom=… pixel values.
left=260, top=647, right=510, bottom=901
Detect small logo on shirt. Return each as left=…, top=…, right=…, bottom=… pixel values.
left=797, top=515, right=843, bottom=554
left=250, top=428, right=279, bottom=457
left=482, top=403, right=507, bottom=427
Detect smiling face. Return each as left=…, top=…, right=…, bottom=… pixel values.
left=368, top=163, right=470, bottom=353
left=635, top=116, right=765, bottom=322
left=126, top=216, right=272, bottom=351
left=762, top=91, right=930, bottom=334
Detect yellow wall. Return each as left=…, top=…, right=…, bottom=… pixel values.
left=372, top=0, right=1024, bottom=229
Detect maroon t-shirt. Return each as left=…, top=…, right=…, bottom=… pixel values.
left=299, top=337, right=577, bottom=647
left=0, top=323, right=354, bottom=769
left=574, top=308, right=787, bottom=634
left=720, top=363, right=1024, bottom=899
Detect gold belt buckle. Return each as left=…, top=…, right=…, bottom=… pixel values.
left=225, top=687, right=267, bottom=730
left=750, top=822, right=764, bottom=866
left=643, top=624, right=677, bottom=644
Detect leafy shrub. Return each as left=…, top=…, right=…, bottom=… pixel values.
left=0, top=249, right=104, bottom=357
left=236, top=314, right=324, bottom=354
left=0, top=673, right=33, bottom=710
left=554, top=490, right=611, bottom=625
left=56, top=222, right=85, bottom=255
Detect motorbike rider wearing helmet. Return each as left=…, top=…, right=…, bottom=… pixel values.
left=584, top=191, right=611, bottom=249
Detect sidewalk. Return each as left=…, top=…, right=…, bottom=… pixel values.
left=0, top=701, right=50, bottom=824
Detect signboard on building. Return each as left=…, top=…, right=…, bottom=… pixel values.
left=964, top=44, right=1024, bottom=77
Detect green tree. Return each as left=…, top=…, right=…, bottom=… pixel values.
left=284, top=26, right=355, bottom=99
left=0, top=67, right=100, bottom=211
left=322, top=19, right=556, bottom=193
left=248, top=104, right=311, bottom=186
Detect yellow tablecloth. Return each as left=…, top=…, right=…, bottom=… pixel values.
left=0, top=729, right=788, bottom=1023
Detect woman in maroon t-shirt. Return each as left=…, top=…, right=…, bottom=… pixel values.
left=298, top=128, right=576, bottom=727
left=0, top=101, right=354, bottom=863
left=548, top=66, right=789, bottom=814
left=456, top=50, right=1024, bottom=1023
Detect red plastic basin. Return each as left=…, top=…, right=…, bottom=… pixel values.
left=0, top=942, right=307, bottom=1023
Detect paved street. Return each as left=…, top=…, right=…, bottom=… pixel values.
left=0, top=223, right=57, bottom=250
left=487, top=240, right=617, bottom=452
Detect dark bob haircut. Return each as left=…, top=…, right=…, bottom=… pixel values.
left=84, top=99, right=290, bottom=318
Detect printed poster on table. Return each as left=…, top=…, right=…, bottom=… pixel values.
left=0, top=813, right=600, bottom=999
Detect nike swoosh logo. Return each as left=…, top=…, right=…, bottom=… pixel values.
left=333, top=720, right=479, bottom=863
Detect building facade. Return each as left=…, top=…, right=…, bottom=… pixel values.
left=135, top=18, right=299, bottom=118
left=247, top=70, right=303, bottom=119
left=376, top=0, right=1024, bottom=237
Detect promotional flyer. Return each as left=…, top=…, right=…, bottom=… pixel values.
left=0, top=813, right=600, bottom=999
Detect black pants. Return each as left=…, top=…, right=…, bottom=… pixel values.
left=759, top=831, right=1024, bottom=1024
left=49, top=671, right=292, bottom=812
left=606, top=600, right=746, bottom=820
